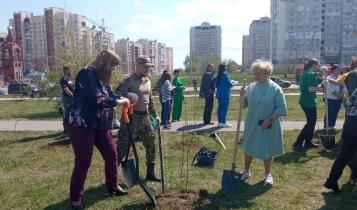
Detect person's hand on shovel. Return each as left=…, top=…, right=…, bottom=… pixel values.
left=117, top=97, right=130, bottom=106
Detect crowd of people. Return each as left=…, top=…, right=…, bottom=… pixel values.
left=59, top=49, right=357, bottom=209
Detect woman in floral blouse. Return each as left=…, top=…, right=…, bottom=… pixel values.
left=65, top=49, right=129, bottom=209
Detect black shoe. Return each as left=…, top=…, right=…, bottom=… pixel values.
left=146, top=163, right=162, bottom=182
left=324, top=179, right=340, bottom=193
left=304, top=142, right=319, bottom=149
left=204, top=122, right=214, bottom=125
left=108, top=186, right=128, bottom=196
left=292, top=142, right=305, bottom=152
left=162, top=125, right=171, bottom=130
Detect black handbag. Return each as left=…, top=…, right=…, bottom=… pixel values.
left=192, top=146, right=218, bottom=166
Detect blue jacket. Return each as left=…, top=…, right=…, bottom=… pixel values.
left=65, top=66, right=118, bottom=129
left=216, top=73, right=233, bottom=100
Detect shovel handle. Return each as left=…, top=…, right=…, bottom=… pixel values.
left=232, top=80, right=247, bottom=170
left=157, top=119, right=165, bottom=193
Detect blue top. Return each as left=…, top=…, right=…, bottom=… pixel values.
left=216, top=73, right=233, bottom=100
left=242, top=79, right=288, bottom=160
left=65, top=66, right=118, bottom=129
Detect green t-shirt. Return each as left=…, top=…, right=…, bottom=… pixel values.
left=299, top=69, right=318, bottom=108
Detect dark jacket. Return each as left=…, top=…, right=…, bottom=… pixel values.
left=65, top=66, right=118, bottom=129
left=200, top=71, right=215, bottom=98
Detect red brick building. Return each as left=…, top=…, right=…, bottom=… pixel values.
left=0, top=26, right=24, bottom=82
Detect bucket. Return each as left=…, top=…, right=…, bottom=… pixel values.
left=320, top=134, right=335, bottom=150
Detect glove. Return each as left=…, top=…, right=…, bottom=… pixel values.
left=117, top=97, right=130, bottom=106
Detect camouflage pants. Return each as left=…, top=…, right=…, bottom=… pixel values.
left=117, top=114, right=156, bottom=164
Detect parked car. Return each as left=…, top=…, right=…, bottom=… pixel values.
left=8, top=82, right=39, bottom=97
left=270, top=76, right=291, bottom=88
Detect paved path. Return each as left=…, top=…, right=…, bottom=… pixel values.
left=0, top=119, right=343, bottom=132
left=0, top=92, right=322, bottom=101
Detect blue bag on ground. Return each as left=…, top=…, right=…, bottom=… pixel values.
left=192, top=146, right=218, bottom=166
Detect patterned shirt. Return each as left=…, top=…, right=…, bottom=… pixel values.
left=347, top=87, right=357, bottom=117
left=65, top=66, right=118, bottom=129
left=160, top=80, right=172, bottom=103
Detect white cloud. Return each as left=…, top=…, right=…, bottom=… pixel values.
left=133, top=0, right=143, bottom=7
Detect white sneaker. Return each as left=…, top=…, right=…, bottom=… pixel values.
left=221, top=123, right=232, bottom=128
left=218, top=123, right=224, bottom=127
left=264, top=173, right=274, bottom=186
left=239, top=169, right=251, bottom=181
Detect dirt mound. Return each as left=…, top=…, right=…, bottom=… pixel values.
left=156, top=189, right=217, bottom=210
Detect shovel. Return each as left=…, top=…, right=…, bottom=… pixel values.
left=221, top=80, right=247, bottom=193
left=157, top=119, right=165, bottom=193
left=121, top=104, right=157, bottom=206
left=121, top=105, right=138, bottom=188
left=321, top=80, right=335, bottom=150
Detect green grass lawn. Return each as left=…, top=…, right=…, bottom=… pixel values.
left=0, top=130, right=356, bottom=209
left=0, top=94, right=345, bottom=121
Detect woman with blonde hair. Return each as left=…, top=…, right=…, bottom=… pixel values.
left=65, top=49, right=130, bottom=209
left=239, top=59, right=287, bottom=186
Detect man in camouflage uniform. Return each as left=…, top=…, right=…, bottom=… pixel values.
left=115, top=56, right=161, bottom=182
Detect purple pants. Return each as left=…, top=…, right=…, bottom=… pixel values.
left=68, top=127, right=118, bottom=202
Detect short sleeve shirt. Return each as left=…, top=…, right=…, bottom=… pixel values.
left=60, top=76, right=74, bottom=97
left=299, top=69, right=318, bottom=108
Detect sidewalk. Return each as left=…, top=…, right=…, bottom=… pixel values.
left=0, top=119, right=344, bottom=132
left=0, top=92, right=321, bottom=101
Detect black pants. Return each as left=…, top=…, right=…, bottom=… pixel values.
left=203, top=94, right=214, bottom=124
left=296, top=106, right=317, bottom=145
left=328, top=117, right=357, bottom=183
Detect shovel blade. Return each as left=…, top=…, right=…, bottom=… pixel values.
left=221, top=169, right=240, bottom=193
left=138, top=179, right=156, bottom=206
left=121, top=159, right=138, bottom=188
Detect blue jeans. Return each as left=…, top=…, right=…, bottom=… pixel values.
left=296, top=106, right=317, bottom=145
left=217, top=99, right=230, bottom=124
left=162, top=100, right=171, bottom=126
left=324, top=99, right=342, bottom=128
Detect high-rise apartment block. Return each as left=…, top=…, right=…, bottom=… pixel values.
left=9, top=7, right=115, bottom=71
left=270, top=0, right=357, bottom=65
left=242, top=35, right=252, bottom=71
left=190, top=22, right=221, bottom=71
left=115, top=38, right=173, bottom=75
left=242, top=17, right=270, bottom=70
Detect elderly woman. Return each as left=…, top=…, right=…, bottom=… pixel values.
left=65, top=50, right=130, bottom=209
left=239, top=60, right=288, bottom=186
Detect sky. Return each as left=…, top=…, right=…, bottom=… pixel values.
left=0, top=0, right=270, bottom=68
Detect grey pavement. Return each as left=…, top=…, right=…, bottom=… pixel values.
left=0, top=119, right=343, bottom=132
left=0, top=92, right=321, bottom=101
